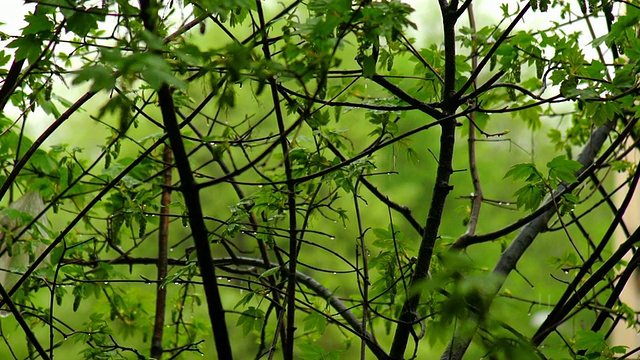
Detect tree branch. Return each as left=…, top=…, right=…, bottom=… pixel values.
left=389, top=3, right=460, bottom=357
left=0, top=281, right=49, bottom=359
left=138, top=0, right=232, bottom=358
left=62, top=255, right=390, bottom=359
left=454, top=3, right=531, bottom=100
left=150, top=144, right=172, bottom=359
left=441, top=119, right=623, bottom=359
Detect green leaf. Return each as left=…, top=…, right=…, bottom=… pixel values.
left=519, top=102, right=541, bottom=129
left=41, top=100, right=61, bottom=118
left=372, top=227, right=392, bottom=240
left=234, top=292, right=254, bottom=310
left=563, top=193, right=580, bottom=204
left=65, top=8, right=105, bottom=37
left=611, top=345, right=629, bottom=354
left=72, top=65, right=115, bottom=92
left=549, top=70, right=566, bottom=85
left=575, top=330, right=607, bottom=353
left=547, top=156, right=582, bottom=183
left=307, top=110, right=331, bottom=128
left=361, top=55, right=377, bottom=78
left=73, top=295, right=82, bottom=312
left=50, top=246, right=65, bottom=266
left=139, top=30, right=166, bottom=51
left=297, top=342, right=324, bottom=360
left=0, top=51, right=10, bottom=68
left=559, top=77, right=578, bottom=98
left=303, top=311, right=328, bottom=333
left=514, top=184, right=545, bottom=211
left=455, top=54, right=472, bottom=74
left=236, top=307, right=264, bottom=335
left=22, top=12, right=54, bottom=35
left=72, top=284, right=87, bottom=312
left=547, top=128, right=563, bottom=151
left=504, top=163, right=541, bottom=182
left=29, top=150, right=57, bottom=174
left=583, top=61, right=605, bottom=78
left=1, top=208, right=34, bottom=224
left=258, top=266, right=281, bottom=280
left=142, top=67, right=187, bottom=90
left=7, top=35, right=42, bottom=64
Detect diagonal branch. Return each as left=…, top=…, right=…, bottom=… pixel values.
left=441, top=118, right=628, bottom=359
left=454, top=3, right=531, bottom=100
left=371, top=75, right=443, bottom=119
left=532, top=130, right=640, bottom=344
left=0, top=282, right=49, bottom=360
